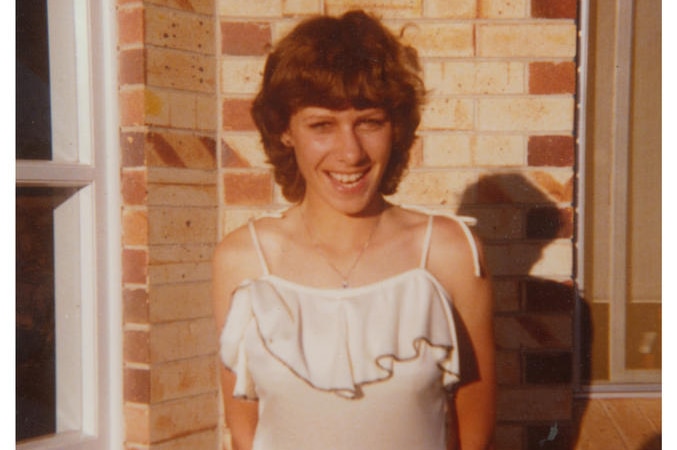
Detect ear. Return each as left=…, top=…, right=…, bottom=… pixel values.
left=280, top=131, right=293, bottom=148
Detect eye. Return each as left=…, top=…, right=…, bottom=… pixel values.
left=357, top=117, right=388, bottom=131
left=309, top=121, right=334, bottom=131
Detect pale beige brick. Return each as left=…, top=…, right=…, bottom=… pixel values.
left=484, top=242, right=551, bottom=276
left=146, top=89, right=170, bottom=126
left=148, top=261, right=212, bottom=284
left=422, top=134, right=472, bottom=167
left=148, top=206, right=217, bottom=245
left=479, top=0, right=527, bottom=18
left=220, top=58, right=265, bottom=95
left=196, top=94, right=217, bottom=132
left=421, top=98, right=474, bottom=131
left=152, top=428, right=220, bottom=450
left=148, top=183, right=217, bottom=207
left=424, top=0, right=476, bottom=18
left=478, top=97, right=574, bottom=132
left=168, top=91, right=197, bottom=129
left=455, top=205, right=524, bottom=240
left=146, top=0, right=214, bottom=15
left=474, top=135, right=525, bottom=166
left=326, top=0, right=422, bottom=18
left=149, top=281, right=212, bottom=323
left=282, top=0, right=322, bottom=15
left=219, top=0, right=283, bottom=16
left=529, top=239, right=573, bottom=277
left=220, top=207, right=288, bottom=236
left=497, top=386, right=572, bottom=421
left=399, top=22, right=474, bottom=57
left=125, top=404, right=151, bottom=444
left=526, top=169, right=574, bottom=203
left=389, top=170, right=479, bottom=205
left=145, top=5, right=215, bottom=54
left=150, top=356, right=218, bottom=402
left=150, top=317, right=218, bottom=363
left=146, top=47, right=216, bottom=93
left=150, top=243, right=215, bottom=264
left=149, top=392, right=219, bottom=442
left=222, top=133, right=270, bottom=167
left=148, top=167, right=217, bottom=185
left=477, top=23, right=577, bottom=57
left=425, top=61, right=525, bottom=95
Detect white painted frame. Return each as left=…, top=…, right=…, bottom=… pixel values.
left=16, top=0, right=122, bottom=448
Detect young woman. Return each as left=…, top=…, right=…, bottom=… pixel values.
left=213, top=10, right=496, bottom=450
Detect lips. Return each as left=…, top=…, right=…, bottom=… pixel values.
left=327, top=170, right=368, bottom=188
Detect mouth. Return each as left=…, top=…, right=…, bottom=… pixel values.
left=327, top=170, right=369, bottom=189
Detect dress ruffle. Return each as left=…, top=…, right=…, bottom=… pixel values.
left=219, top=269, right=460, bottom=400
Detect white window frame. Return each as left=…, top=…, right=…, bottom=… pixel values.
left=15, top=0, right=122, bottom=448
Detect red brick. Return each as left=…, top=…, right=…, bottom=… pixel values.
left=528, top=135, right=574, bottom=167
left=529, top=62, right=576, bottom=95
left=221, top=21, right=271, bottom=56
left=224, top=171, right=273, bottom=205
left=122, top=170, right=148, bottom=205
left=222, top=98, right=256, bottom=131
left=121, top=132, right=147, bottom=167
left=124, top=329, right=151, bottom=364
left=119, top=48, right=146, bottom=85
left=118, top=6, right=144, bottom=46
left=123, top=248, right=148, bottom=284
left=531, top=0, right=577, bottom=19
left=124, top=287, right=150, bottom=323
left=125, top=367, right=151, bottom=403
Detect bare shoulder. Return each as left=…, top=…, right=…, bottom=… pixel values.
left=425, top=214, right=489, bottom=301
left=212, top=221, right=265, bottom=329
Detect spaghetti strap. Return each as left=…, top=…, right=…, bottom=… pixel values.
left=419, top=215, right=435, bottom=268
left=417, top=213, right=482, bottom=277
left=454, top=217, right=482, bottom=278
left=248, top=220, right=271, bottom=276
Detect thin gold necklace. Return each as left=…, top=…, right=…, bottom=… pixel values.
left=301, top=209, right=382, bottom=289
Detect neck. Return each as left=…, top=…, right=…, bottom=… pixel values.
left=298, top=197, right=387, bottom=251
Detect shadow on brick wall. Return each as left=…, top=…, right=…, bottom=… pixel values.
left=456, top=172, right=586, bottom=450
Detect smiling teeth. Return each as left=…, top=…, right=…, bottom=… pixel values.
left=330, top=172, right=365, bottom=184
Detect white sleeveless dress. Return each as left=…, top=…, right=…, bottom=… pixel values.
left=219, top=214, right=481, bottom=450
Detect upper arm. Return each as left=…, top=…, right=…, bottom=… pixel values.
left=427, top=218, right=496, bottom=450
left=211, top=228, right=261, bottom=450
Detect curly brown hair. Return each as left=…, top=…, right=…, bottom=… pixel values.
left=251, top=10, right=426, bottom=202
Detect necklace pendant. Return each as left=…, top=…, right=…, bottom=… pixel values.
left=341, top=280, right=349, bottom=289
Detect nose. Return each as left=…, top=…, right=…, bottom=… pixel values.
left=337, top=125, right=366, bottom=164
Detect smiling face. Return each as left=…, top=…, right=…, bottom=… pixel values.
left=281, top=106, right=393, bottom=216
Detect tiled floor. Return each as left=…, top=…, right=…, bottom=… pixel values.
left=572, top=397, right=661, bottom=449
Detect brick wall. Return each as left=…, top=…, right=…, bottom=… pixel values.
left=118, top=1, right=221, bottom=448
left=118, top=0, right=579, bottom=449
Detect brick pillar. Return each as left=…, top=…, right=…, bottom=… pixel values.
left=118, top=1, right=221, bottom=448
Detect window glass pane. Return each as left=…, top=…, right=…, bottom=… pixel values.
left=16, top=0, right=52, bottom=160
left=16, top=186, right=78, bottom=442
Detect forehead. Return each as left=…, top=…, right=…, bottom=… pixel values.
left=292, top=106, right=387, bottom=119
